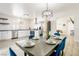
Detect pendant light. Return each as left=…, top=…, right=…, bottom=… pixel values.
left=42, top=3, right=53, bottom=17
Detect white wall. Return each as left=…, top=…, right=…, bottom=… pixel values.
left=74, top=17, right=79, bottom=41
left=56, top=17, right=69, bottom=34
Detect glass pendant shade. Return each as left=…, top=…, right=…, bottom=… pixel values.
left=42, top=9, right=53, bottom=17
left=42, top=4, right=53, bottom=17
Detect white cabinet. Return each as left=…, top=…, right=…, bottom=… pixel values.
left=12, top=31, right=18, bottom=39
left=18, top=30, right=30, bottom=38
left=0, top=31, right=12, bottom=40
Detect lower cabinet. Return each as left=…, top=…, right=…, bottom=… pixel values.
left=0, top=31, right=12, bottom=40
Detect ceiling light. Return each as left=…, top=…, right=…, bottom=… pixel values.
left=42, top=3, right=53, bottom=17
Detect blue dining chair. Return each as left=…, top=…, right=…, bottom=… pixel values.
left=50, top=43, right=62, bottom=56
left=50, top=46, right=61, bottom=56
left=54, top=32, right=60, bottom=36
left=29, top=31, right=35, bottom=39
left=59, top=37, right=67, bottom=55
left=9, top=48, right=17, bottom=56
left=50, top=36, right=67, bottom=56
left=0, top=48, right=2, bottom=55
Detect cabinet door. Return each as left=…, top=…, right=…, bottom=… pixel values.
left=12, top=31, right=18, bottom=39
left=0, top=31, right=12, bottom=40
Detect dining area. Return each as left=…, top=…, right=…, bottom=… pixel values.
left=9, top=30, right=67, bottom=56
left=0, top=3, right=77, bottom=56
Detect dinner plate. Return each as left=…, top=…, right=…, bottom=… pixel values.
left=33, top=37, right=39, bottom=40
left=24, top=42, right=35, bottom=48
left=53, top=36, right=61, bottom=40
left=17, top=40, right=35, bottom=48
left=45, top=40, right=56, bottom=45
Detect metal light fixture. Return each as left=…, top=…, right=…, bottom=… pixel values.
left=42, top=3, right=53, bottom=17
left=42, top=3, right=53, bottom=40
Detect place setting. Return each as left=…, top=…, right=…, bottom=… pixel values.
left=32, top=36, right=40, bottom=40
left=16, top=39, right=36, bottom=48
left=52, top=34, right=64, bottom=40
left=45, top=37, right=57, bottom=45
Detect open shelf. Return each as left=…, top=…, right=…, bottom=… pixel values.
left=0, top=18, right=8, bottom=20
left=0, top=23, right=9, bottom=25
left=0, top=18, right=9, bottom=25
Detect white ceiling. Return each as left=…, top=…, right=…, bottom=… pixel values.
left=0, top=3, right=79, bottom=18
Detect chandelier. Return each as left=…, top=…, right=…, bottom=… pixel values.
left=42, top=3, right=53, bottom=17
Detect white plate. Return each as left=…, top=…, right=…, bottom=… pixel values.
left=53, top=36, right=61, bottom=40
left=33, top=38, right=39, bottom=40
left=45, top=40, right=56, bottom=45
left=33, top=37, right=39, bottom=40
left=23, top=42, right=35, bottom=48
left=53, top=37, right=59, bottom=39
left=17, top=40, right=35, bottom=48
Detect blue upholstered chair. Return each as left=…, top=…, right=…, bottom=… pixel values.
left=29, top=31, right=35, bottom=39
left=59, top=37, right=67, bottom=55
left=9, top=48, right=17, bottom=56
left=50, top=36, right=67, bottom=56
left=54, top=32, right=60, bottom=36
left=50, top=45, right=61, bottom=56
left=0, top=48, right=2, bottom=55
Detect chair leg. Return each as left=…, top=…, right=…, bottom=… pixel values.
left=61, top=50, right=64, bottom=56
left=24, top=52, right=27, bottom=56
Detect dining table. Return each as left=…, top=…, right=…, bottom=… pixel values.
left=15, top=35, right=65, bottom=56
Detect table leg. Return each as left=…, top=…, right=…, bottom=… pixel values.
left=24, top=52, right=27, bottom=56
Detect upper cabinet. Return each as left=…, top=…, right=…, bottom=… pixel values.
left=0, top=18, right=9, bottom=25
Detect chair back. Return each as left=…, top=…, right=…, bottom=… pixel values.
left=54, top=32, right=60, bottom=36
left=54, top=48, right=61, bottom=56
left=59, top=37, right=67, bottom=50
left=9, top=48, right=16, bottom=56
left=52, top=37, right=67, bottom=56
left=29, top=31, right=35, bottom=39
